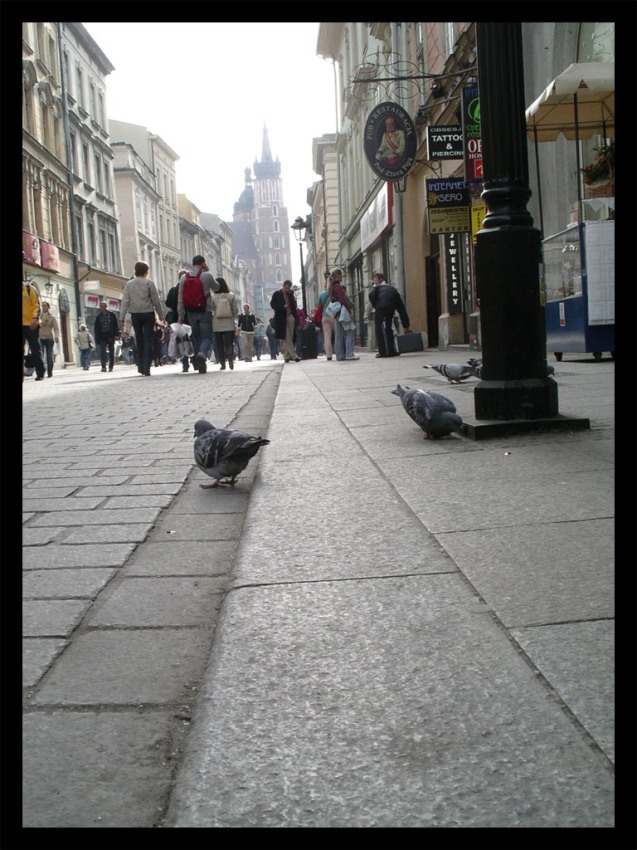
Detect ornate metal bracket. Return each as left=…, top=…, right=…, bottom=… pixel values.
left=349, top=51, right=475, bottom=107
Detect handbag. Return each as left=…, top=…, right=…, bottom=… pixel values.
left=324, top=300, right=342, bottom=319
left=311, top=302, right=324, bottom=326
left=177, top=335, right=194, bottom=357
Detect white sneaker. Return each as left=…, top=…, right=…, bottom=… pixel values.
left=345, top=355, right=360, bottom=360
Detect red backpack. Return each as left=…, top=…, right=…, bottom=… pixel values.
left=181, top=269, right=207, bottom=311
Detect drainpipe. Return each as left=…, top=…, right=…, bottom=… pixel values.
left=56, top=23, right=82, bottom=324
left=390, top=22, right=406, bottom=300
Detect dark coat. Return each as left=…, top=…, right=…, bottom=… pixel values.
left=369, top=283, right=410, bottom=328
left=270, top=288, right=298, bottom=341
left=94, top=309, right=120, bottom=343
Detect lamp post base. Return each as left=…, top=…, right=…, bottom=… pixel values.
left=462, top=412, right=590, bottom=441
left=474, top=377, right=559, bottom=420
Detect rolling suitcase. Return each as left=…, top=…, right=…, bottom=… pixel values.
left=301, top=324, right=318, bottom=359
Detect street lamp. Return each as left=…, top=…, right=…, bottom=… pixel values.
left=291, top=215, right=309, bottom=315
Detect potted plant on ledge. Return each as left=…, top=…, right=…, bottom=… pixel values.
left=581, top=140, right=614, bottom=196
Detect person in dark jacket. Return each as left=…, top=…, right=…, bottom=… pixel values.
left=94, top=301, right=121, bottom=372
left=270, top=280, right=300, bottom=362
left=368, top=272, right=411, bottom=358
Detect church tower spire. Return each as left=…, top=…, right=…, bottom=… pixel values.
left=261, top=122, right=273, bottom=163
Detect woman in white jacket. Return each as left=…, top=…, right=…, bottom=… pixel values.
left=211, top=277, right=239, bottom=370
left=74, top=324, right=95, bottom=370
left=119, top=261, right=165, bottom=377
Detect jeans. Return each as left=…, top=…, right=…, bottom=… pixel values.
left=187, top=311, right=213, bottom=358
left=80, top=348, right=92, bottom=369
left=131, top=312, right=155, bottom=374
left=267, top=334, right=279, bottom=358
left=99, top=336, right=116, bottom=369
left=254, top=336, right=262, bottom=359
left=23, top=325, right=45, bottom=378
left=334, top=320, right=356, bottom=360
left=40, top=338, right=55, bottom=376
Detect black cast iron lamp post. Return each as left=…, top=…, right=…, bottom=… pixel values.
left=291, top=216, right=308, bottom=315
left=462, top=22, right=589, bottom=438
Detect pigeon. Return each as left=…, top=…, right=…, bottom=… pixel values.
left=464, top=359, right=554, bottom=379
left=423, top=363, right=475, bottom=383
left=194, top=419, right=270, bottom=487
left=391, top=384, right=464, bottom=439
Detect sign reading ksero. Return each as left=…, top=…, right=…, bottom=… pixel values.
left=363, top=101, right=417, bottom=182
left=426, top=179, right=470, bottom=208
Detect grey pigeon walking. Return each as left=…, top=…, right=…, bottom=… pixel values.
left=464, top=359, right=554, bottom=379
left=194, top=419, right=270, bottom=487
left=423, top=363, right=475, bottom=383
left=391, top=384, right=463, bottom=439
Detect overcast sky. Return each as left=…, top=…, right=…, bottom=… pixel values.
left=83, top=22, right=338, bottom=280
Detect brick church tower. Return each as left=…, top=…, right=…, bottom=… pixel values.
left=231, top=124, right=293, bottom=308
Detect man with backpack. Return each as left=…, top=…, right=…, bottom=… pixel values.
left=177, top=255, right=219, bottom=373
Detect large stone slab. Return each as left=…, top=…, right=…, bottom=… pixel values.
left=166, top=575, right=613, bottom=828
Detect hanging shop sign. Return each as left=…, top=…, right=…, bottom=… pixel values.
left=461, top=86, right=483, bottom=182
left=426, top=178, right=470, bottom=208
left=363, top=101, right=417, bottom=182
left=444, top=232, right=464, bottom=313
left=427, top=125, right=464, bottom=160
left=428, top=207, right=471, bottom=235
left=471, top=204, right=487, bottom=244
left=360, top=182, right=391, bottom=250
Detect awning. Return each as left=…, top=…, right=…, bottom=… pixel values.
left=525, top=62, right=614, bottom=142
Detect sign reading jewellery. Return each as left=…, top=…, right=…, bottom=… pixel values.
left=363, top=101, right=417, bottom=181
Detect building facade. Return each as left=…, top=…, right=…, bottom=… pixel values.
left=317, top=21, right=614, bottom=354
left=59, top=22, right=126, bottom=348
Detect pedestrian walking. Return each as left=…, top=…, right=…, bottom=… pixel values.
left=22, top=281, right=45, bottom=381
left=211, top=277, right=239, bottom=370
left=38, top=300, right=60, bottom=378
left=94, top=301, right=121, bottom=372
left=237, top=303, right=257, bottom=362
left=74, top=323, right=95, bottom=370
left=177, top=256, right=219, bottom=372
left=329, top=268, right=359, bottom=361
left=368, top=272, right=411, bottom=357
left=119, top=261, right=165, bottom=377
left=266, top=318, right=279, bottom=359
left=270, top=280, right=300, bottom=362
left=254, top=318, right=264, bottom=360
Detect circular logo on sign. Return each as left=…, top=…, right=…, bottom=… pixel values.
left=363, top=101, right=417, bottom=182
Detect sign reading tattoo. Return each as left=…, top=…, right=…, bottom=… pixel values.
left=364, top=101, right=417, bottom=181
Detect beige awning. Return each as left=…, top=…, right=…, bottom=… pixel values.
left=525, top=62, right=614, bottom=142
